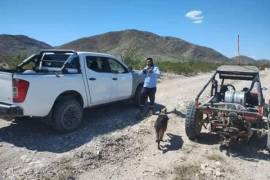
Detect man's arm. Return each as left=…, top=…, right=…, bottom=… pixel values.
left=141, top=66, right=148, bottom=74
left=153, top=66, right=160, bottom=76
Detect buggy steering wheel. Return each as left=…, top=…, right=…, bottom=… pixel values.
left=226, top=84, right=236, bottom=91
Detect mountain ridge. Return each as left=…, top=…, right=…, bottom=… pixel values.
left=0, top=29, right=269, bottom=63
left=59, top=29, right=230, bottom=62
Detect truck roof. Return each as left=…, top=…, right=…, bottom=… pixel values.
left=77, top=51, right=117, bottom=58
left=39, top=49, right=119, bottom=59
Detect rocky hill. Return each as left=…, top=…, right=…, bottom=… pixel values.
left=59, top=29, right=229, bottom=62
left=0, top=34, right=52, bottom=62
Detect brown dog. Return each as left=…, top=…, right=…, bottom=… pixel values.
left=154, top=108, right=169, bottom=149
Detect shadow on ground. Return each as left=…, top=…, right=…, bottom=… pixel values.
left=168, top=109, right=186, bottom=118
left=161, top=133, right=183, bottom=154
left=227, top=135, right=270, bottom=161
left=196, top=132, right=270, bottom=161
left=0, top=102, right=164, bottom=153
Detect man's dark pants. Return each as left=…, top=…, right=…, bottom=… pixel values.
left=140, top=87, right=157, bottom=110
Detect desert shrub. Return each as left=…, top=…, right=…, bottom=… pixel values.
left=122, top=46, right=145, bottom=70
left=0, top=54, right=26, bottom=69
left=173, top=163, right=206, bottom=180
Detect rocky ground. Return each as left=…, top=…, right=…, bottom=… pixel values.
left=0, top=69, right=270, bottom=180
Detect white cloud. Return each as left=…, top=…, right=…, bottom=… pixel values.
left=193, top=20, right=203, bottom=24
left=185, top=10, right=204, bottom=24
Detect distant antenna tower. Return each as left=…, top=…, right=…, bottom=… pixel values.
left=237, top=34, right=240, bottom=65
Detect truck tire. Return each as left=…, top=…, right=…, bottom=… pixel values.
left=134, top=84, right=143, bottom=106
left=185, top=102, right=203, bottom=140
left=14, top=116, right=30, bottom=121
left=52, top=97, right=83, bottom=132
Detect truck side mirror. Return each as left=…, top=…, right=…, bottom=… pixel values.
left=128, top=66, right=133, bottom=72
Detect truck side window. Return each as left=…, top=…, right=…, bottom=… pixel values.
left=86, top=56, right=110, bottom=73
left=66, top=56, right=80, bottom=69
left=108, top=59, right=128, bottom=74
left=64, top=56, right=80, bottom=74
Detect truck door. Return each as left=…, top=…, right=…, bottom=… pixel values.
left=108, top=58, right=132, bottom=100
left=85, top=56, right=113, bottom=105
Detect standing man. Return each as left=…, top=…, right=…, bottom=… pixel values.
left=140, top=57, right=160, bottom=114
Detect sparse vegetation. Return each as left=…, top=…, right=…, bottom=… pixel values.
left=122, top=46, right=270, bottom=75
left=122, top=46, right=145, bottom=69
left=155, top=60, right=221, bottom=75
left=173, top=163, right=206, bottom=180
left=0, top=54, right=27, bottom=69
left=206, top=153, right=225, bottom=162
left=181, top=144, right=198, bottom=154
left=122, top=46, right=222, bottom=75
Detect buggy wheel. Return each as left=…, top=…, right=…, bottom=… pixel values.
left=185, top=102, right=203, bottom=140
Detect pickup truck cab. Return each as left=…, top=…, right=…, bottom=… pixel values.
left=0, top=50, right=145, bottom=132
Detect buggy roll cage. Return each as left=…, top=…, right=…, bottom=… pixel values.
left=195, top=65, right=264, bottom=108
left=16, top=49, right=79, bottom=72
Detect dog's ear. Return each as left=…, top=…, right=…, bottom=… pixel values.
left=159, top=108, right=167, bottom=115
left=162, top=108, right=167, bottom=113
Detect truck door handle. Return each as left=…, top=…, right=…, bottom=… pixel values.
left=89, top=77, right=96, bottom=81
left=112, top=77, right=118, bottom=80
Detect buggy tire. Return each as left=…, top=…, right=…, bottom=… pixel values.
left=52, top=97, right=83, bottom=133
left=185, top=102, right=203, bottom=140
left=134, top=84, right=143, bottom=107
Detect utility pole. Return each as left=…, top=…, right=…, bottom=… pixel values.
left=237, top=34, right=240, bottom=65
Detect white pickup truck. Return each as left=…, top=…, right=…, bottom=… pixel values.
left=0, top=50, right=145, bottom=132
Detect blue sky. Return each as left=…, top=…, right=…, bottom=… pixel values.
left=1, top=0, right=270, bottom=59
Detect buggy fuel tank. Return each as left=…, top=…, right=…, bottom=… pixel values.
left=224, top=91, right=246, bottom=106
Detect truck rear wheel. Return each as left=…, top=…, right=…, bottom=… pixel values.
left=185, top=102, right=203, bottom=140
left=52, top=97, right=83, bottom=132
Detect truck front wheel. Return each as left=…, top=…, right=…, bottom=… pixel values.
left=53, top=97, right=83, bottom=132
left=134, top=84, right=143, bottom=106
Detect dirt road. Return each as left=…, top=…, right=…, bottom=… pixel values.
left=0, top=69, right=270, bottom=180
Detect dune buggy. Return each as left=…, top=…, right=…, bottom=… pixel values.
left=185, top=65, right=270, bottom=148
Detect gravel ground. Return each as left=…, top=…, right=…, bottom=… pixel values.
left=0, top=69, right=270, bottom=180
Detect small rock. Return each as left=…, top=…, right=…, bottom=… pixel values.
left=201, top=163, right=209, bottom=169
left=97, top=150, right=102, bottom=159
left=20, top=155, right=32, bottom=163
left=25, top=158, right=32, bottom=163
left=180, top=157, right=186, bottom=162
left=0, top=143, right=3, bottom=147
left=215, top=161, right=221, bottom=166
left=215, top=171, right=222, bottom=177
